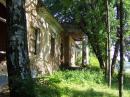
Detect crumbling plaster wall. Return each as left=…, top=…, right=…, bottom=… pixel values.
left=25, top=0, right=62, bottom=76
left=0, top=0, right=62, bottom=76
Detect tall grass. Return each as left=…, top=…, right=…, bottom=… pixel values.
left=34, top=67, right=130, bottom=97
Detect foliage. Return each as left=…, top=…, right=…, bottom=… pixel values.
left=43, top=0, right=130, bottom=69
left=89, top=53, right=100, bottom=68
left=75, top=50, right=100, bottom=66
left=43, top=0, right=118, bottom=68
left=35, top=68, right=130, bottom=97
left=75, top=54, right=82, bottom=65
left=124, top=0, right=130, bottom=52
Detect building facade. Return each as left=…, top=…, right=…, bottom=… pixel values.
left=0, top=0, right=63, bottom=76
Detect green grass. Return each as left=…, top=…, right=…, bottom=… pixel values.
left=89, top=53, right=100, bottom=68
left=34, top=68, right=130, bottom=97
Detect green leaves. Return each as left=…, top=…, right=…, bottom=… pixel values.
left=43, top=0, right=130, bottom=68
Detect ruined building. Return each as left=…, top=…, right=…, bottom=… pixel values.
left=0, top=0, right=89, bottom=76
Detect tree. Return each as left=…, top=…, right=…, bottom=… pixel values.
left=111, top=0, right=130, bottom=75
left=118, top=0, right=124, bottom=96
left=111, top=36, right=120, bottom=75
left=105, top=0, right=111, bottom=87
left=111, top=2, right=120, bottom=74
left=6, top=0, right=35, bottom=97
left=44, top=0, right=108, bottom=69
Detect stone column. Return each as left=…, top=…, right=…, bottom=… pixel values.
left=82, top=35, right=89, bottom=66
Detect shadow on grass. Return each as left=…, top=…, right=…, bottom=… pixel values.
left=35, top=83, right=61, bottom=97
left=124, top=74, right=130, bottom=90
left=35, top=83, right=117, bottom=97
left=35, top=78, right=61, bottom=97
left=71, top=88, right=117, bottom=97
left=60, top=65, right=101, bottom=72
left=35, top=67, right=129, bottom=97
left=111, top=74, right=130, bottom=91
left=88, top=66, right=130, bottom=92
left=35, top=78, right=117, bottom=97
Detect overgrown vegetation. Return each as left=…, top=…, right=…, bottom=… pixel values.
left=35, top=68, right=130, bottom=97
left=89, top=53, right=100, bottom=68
left=4, top=0, right=130, bottom=97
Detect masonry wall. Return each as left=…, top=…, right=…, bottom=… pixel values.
left=25, top=0, right=62, bottom=76
left=69, top=36, right=76, bottom=66
left=62, top=33, right=76, bottom=67
left=0, top=0, right=62, bottom=76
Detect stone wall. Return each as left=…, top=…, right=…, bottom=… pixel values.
left=62, top=32, right=76, bottom=67
left=69, top=36, right=76, bottom=66
left=25, top=0, right=63, bottom=76
left=0, top=0, right=63, bottom=76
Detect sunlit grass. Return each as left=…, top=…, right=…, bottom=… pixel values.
left=35, top=68, right=130, bottom=97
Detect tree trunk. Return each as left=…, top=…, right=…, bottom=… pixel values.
left=91, top=43, right=105, bottom=69
left=80, top=11, right=105, bottom=69
left=107, top=32, right=111, bottom=87
left=6, top=0, right=35, bottom=97
left=105, top=38, right=108, bottom=79
left=111, top=28, right=120, bottom=75
left=119, top=0, right=124, bottom=97
left=111, top=40, right=120, bottom=74
left=111, top=1, right=121, bottom=76
left=105, top=0, right=111, bottom=87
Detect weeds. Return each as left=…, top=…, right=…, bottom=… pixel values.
left=35, top=67, right=130, bottom=97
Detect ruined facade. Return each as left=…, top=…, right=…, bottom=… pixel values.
left=61, top=33, right=76, bottom=67
left=25, top=0, right=63, bottom=75
left=62, top=24, right=89, bottom=67
left=0, top=0, right=63, bottom=75
left=0, top=0, right=89, bottom=76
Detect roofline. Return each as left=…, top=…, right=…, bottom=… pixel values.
left=36, top=2, right=63, bottom=33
